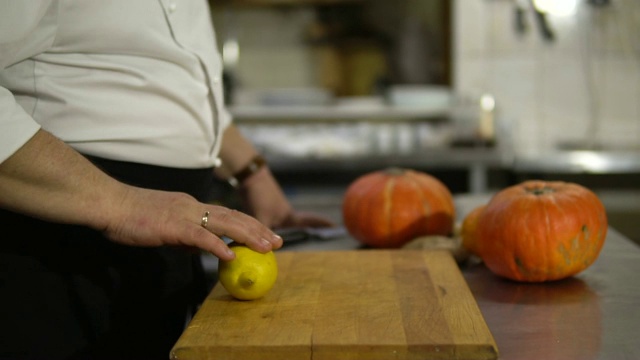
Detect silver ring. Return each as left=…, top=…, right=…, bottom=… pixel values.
left=201, top=211, right=210, bottom=229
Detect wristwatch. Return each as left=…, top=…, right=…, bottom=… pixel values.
left=227, top=154, right=267, bottom=188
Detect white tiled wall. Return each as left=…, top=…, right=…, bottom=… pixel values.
left=453, top=0, right=640, bottom=155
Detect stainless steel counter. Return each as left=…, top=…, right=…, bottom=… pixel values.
left=268, top=194, right=640, bottom=360
left=266, top=148, right=507, bottom=194
left=462, top=227, right=640, bottom=360
left=513, top=150, right=640, bottom=174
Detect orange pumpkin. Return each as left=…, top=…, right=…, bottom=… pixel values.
left=475, top=180, right=607, bottom=282
left=461, top=204, right=486, bottom=257
left=342, top=168, right=455, bottom=248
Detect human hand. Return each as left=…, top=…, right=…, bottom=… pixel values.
left=275, top=210, right=336, bottom=230
left=102, top=185, right=283, bottom=261
left=240, top=167, right=335, bottom=229
left=0, top=130, right=280, bottom=261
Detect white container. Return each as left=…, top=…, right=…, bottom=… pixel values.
left=387, top=85, right=452, bottom=109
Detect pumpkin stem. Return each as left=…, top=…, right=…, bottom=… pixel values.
left=526, top=186, right=555, bottom=195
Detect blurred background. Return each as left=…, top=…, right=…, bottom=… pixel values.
left=207, top=0, right=640, bottom=245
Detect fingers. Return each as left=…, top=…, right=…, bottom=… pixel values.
left=104, top=188, right=283, bottom=261
left=199, top=205, right=283, bottom=256
left=189, top=228, right=236, bottom=261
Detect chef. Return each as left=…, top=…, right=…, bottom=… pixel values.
left=0, top=1, right=332, bottom=358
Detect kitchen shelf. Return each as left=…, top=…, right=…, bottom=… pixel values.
left=229, top=104, right=451, bottom=122
left=513, top=150, right=640, bottom=174
left=265, top=148, right=507, bottom=171
left=265, top=147, right=510, bottom=194
left=210, top=0, right=366, bottom=6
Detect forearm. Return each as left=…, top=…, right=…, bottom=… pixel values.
left=215, top=125, right=293, bottom=226
left=215, top=125, right=261, bottom=181
left=0, top=129, right=124, bottom=230
left=212, top=123, right=334, bottom=229
left=0, top=128, right=282, bottom=258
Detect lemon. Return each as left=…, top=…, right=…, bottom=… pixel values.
left=218, top=243, right=278, bottom=300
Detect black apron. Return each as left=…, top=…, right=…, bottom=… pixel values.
left=0, top=156, right=216, bottom=360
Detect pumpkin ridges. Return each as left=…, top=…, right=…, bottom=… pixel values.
left=483, top=183, right=540, bottom=282
left=361, top=173, right=390, bottom=245
left=343, top=172, right=385, bottom=245
left=413, top=177, right=436, bottom=239
left=476, top=180, right=607, bottom=282
left=541, top=183, right=606, bottom=279
left=503, top=184, right=547, bottom=279
left=383, top=174, right=397, bottom=246
left=383, top=171, right=410, bottom=247
left=546, top=188, right=583, bottom=277
left=406, top=169, right=455, bottom=236
left=577, top=188, right=607, bottom=267
left=342, top=168, right=455, bottom=248
left=410, top=172, right=436, bottom=234
left=390, top=172, right=428, bottom=244
left=386, top=171, right=428, bottom=247
left=354, top=174, right=376, bottom=244
left=344, top=170, right=407, bottom=247
left=412, top=170, right=454, bottom=236
left=511, top=195, right=543, bottom=280
left=481, top=186, right=532, bottom=281
left=545, top=193, right=572, bottom=280
left=403, top=171, right=432, bottom=236
left=476, top=189, right=515, bottom=278
left=541, top=194, right=555, bottom=280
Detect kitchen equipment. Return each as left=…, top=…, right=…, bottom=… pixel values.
left=387, top=85, right=452, bottom=109
left=171, top=250, right=498, bottom=360
left=276, top=225, right=348, bottom=244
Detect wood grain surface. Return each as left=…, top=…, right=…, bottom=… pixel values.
left=170, top=250, right=498, bottom=360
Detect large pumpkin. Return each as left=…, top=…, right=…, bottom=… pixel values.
left=342, top=168, right=455, bottom=248
left=475, top=180, right=607, bottom=282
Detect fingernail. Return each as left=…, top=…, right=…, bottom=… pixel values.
left=261, top=238, right=272, bottom=247
left=226, top=248, right=235, bottom=259
left=272, top=235, right=283, bottom=249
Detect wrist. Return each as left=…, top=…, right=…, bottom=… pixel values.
left=227, top=154, right=267, bottom=189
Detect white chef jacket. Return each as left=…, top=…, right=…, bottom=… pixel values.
left=0, top=0, right=231, bottom=168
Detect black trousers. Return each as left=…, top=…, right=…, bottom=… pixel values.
left=0, top=156, right=216, bottom=360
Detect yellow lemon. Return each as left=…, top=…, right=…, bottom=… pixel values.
left=218, top=243, right=278, bottom=300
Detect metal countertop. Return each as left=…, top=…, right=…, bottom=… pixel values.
left=265, top=148, right=640, bottom=175
left=271, top=194, right=640, bottom=360
left=513, top=150, right=640, bottom=174
left=265, top=148, right=507, bottom=173
left=461, top=227, right=640, bottom=360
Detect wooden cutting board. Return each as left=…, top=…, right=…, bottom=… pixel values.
left=170, top=250, right=498, bottom=360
